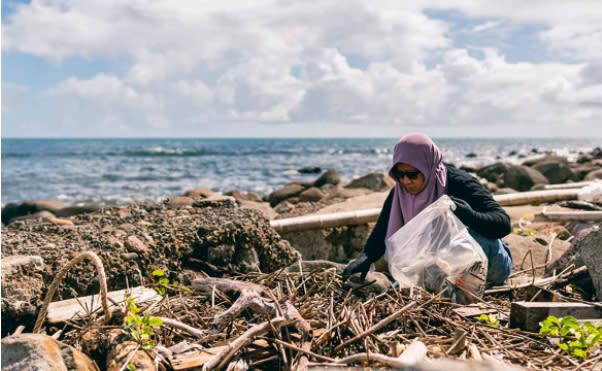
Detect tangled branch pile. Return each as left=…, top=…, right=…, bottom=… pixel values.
left=43, top=260, right=599, bottom=371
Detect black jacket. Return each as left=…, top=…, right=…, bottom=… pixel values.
left=363, top=164, right=511, bottom=262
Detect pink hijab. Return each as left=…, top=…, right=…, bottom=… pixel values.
left=386, top=133, right=448, bottom=239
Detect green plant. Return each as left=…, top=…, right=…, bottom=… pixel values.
left=151, top=268, right=189, bottom=296
left=477, top=313, right=500, bottom=328
left=123, top=295, right=163, bottom=350
left=539, top=315, right=601, bottom=359
left=512, top=227, right=534, bottom=237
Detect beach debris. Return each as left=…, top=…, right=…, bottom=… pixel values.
left=510, top=301, right=601, bottom=332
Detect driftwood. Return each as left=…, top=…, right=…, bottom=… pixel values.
left=270, top=207, right=381, bottom=233
left=47, top=264, right=598, bottom=370
left=543, top=181, right=595, bottom=190
left=270, top=189, right=586, bottom=232
left=47, top=286, right=160, bottom=324
left=535, top=209, right=602, bottom=222
left=202, top=317, right=296, bottom=371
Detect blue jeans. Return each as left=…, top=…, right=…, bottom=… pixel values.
left=468, top=229, right=512, bottom=286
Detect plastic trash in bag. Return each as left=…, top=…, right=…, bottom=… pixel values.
left=385, top=195, right=488, bottom=304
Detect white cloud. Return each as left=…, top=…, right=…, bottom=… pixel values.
left=2, top=0, right=602, bottom=136
left=472, top=21, right=500, bottom=33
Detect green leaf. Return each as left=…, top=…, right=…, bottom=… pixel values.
left=127, top=363, right=137, bottom=371
left=561, top=316, right=579, bottom=329
left=142, top=342, right=155, bottom=350
left=572, top=348, right=587, bottom=359
left=151, top=269, right=165, bottom=277
left=557, top=343, right=569, bottom=352
left=148, top=316, right=163, bottom=327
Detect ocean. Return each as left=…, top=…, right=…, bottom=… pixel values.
left=1, top=137, right=599, bottom=206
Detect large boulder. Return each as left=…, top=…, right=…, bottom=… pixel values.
left=313, top=168, right=341, bottom=188
left=238, top=200, right=277, bottom=220
left=522, top=155, right=567, bottom=167
left=570, top=163, right=600, bottom=180
left=268, top=183, right=307, bottom=206
left=299, top=187, right=326, bottom=202
left=502, top=234, right=570, bottom=271
left=344, top=173, right=395, bottom=192
left=503, top=165, right=549, bottom=191
left=546, top=226, right=601, bottom=275
left=476, top=162, right=511, bottom=183
left=532, top=161, right=578, bottom=184
left=545, top=226, right=601, bottom=299
left=1, top=334, right=99, bottom=371
left=579, top=227, right=602, bottom=299
left=585, top=168, right=602, bottom=181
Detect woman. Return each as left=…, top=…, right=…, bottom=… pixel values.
left=342, top=133, right=512, bottom=286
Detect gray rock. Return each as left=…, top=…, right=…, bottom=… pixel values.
left=165, top=196, right=195, bottom=208
left=1, top=333, right=99, bottom=371
left=551, top=225, right=602, bottom=299
left=344, top=172, right=395, bottom=192
left=570, top=163, right=599, bottom=180
left=585, top=168, right=602, bottom=181
left=297, top=166, right=322, bottom=174
left=299, top=187, right=326, bottom=202
left=225, top=190, right=262, bottom=202
left=1, top=255, right=46, bottom=302
left=522, top=155, right=567, bottom=167
left=503, top=234, right=570, bottom=270
left=314, top=168, right=341, bottom=187
left=533, top=161, right=578, bottom=184
left=55, top=204, right=102, bottom=218
left=183, top=187, right=214, bottom=198
left=268, top=183, right=307, bottom=206
left=238, top=200, right=277, bottom=219
left=503, top=165, right=548, bottom=192
left=2, top=200, right=65, bottom=225
left=545, top=225, right=600, bottom=276
left=476, top=162, right=511, bottom=183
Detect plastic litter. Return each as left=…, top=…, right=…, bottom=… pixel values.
left=385, top=195, right=488, bottom=304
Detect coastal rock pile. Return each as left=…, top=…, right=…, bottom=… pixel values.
left=1, top=197, right=298, bottom=335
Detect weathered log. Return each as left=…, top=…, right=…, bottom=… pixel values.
left=270, top=189, right=585, bottom=232
left=270, top=208, right=381, bottom=233
left=534, top=209, right=602, bottom=222
left=191, top=278, right=275, bottom=329
left=47, top=286, right=160, bottom=324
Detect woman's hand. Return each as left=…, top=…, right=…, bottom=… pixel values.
left=342, top=254, right=371, bottom=281
left=449, top=195, right=472, bottom=216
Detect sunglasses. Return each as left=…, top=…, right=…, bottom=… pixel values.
left=391, top=169, right=421, bottom=180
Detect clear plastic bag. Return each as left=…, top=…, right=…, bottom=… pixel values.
left=385, top=195, right=488, bottom=303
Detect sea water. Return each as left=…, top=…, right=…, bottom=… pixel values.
left=1, top=137, right=599, bottom=206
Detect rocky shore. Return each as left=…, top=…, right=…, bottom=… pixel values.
left=2, top=147, right=602, bottom=370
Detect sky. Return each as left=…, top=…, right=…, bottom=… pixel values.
left=2, top=0, right=602, bottom=138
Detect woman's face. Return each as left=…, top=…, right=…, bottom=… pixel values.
left=393, top=163, right=426, bottom=195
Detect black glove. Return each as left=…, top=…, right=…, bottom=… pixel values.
left=342, top=253, right=371, bottom=281
left=449, top=195, right=474, bottom=221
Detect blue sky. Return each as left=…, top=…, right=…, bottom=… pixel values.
left=2, top=1, right=601, bottom=138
